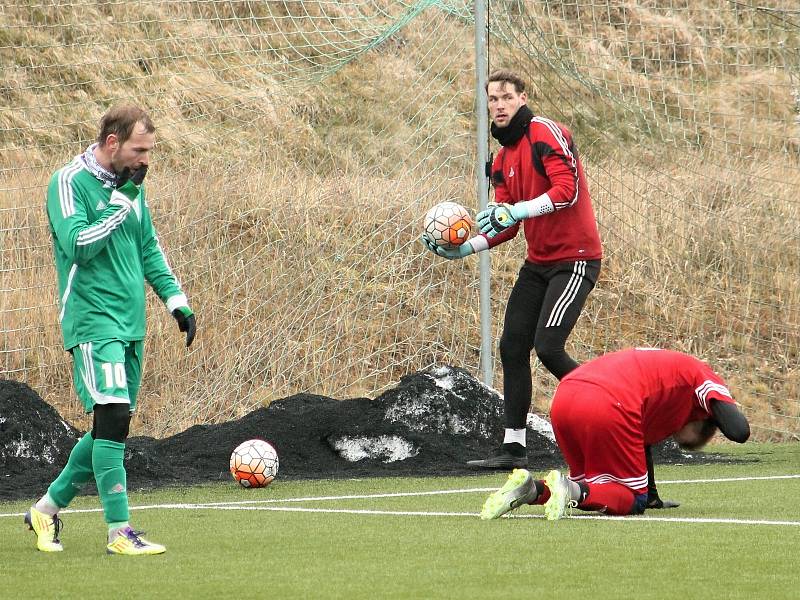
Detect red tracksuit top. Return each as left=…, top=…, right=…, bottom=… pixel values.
left=488, top=115, right=603, bottom=265
left=561, top=348, right=736, bottom=445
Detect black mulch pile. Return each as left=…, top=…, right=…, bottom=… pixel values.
left=1, top=366, right=720, bottom=501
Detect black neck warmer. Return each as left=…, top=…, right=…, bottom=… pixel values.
left=491, top=104, right=533, bottom=147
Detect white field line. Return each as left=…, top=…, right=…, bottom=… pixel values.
left=3, top=502, right=799, bottom=527
left=656, top=474, right=800, bottom=484
left=2, top=473, right=799, bottom=527
left=158, top=505, right=800, bottom=527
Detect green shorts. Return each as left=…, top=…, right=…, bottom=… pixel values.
left=71, top=339, right=143, bottom=413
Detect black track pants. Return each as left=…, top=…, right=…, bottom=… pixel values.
left=499, top=259, right=600, bottom=429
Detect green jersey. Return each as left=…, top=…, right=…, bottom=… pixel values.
left=46, top=150, right=188, bottom=350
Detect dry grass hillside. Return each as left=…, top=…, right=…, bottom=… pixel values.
left=1, top=1, right=798, bottom=439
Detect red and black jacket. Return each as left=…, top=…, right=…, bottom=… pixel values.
left=488, top=115, right=602, bottom=265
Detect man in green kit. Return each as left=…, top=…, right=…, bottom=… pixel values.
left=26, top=104, right=196, bottom=555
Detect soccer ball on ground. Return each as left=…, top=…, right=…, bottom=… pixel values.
left=230, top=439, right=279, bottom=488
left=423, top=201, right=474, bottom=250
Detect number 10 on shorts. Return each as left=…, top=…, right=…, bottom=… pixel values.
left=101, top=362, right=127, bottom=388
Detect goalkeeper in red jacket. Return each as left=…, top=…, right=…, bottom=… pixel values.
left=423, top=70, right=601, bottom=458
left=422, top=69, right=676, bottom=508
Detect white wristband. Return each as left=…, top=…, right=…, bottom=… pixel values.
left=515, top=193, right=554, bottom=218
left=166, top=294, right=190, bottom=313
left=468, top=236, right=490, bottom=253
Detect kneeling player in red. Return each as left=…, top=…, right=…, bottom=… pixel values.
left=481, top=347, right=750, bottom=519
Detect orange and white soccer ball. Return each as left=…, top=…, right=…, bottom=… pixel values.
left=230, top=439, right=279, bottom=488
left=423, top=201, right=474, bottom=249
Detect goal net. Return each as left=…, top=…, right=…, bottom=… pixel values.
left=1, top=0, right=797, bottom=439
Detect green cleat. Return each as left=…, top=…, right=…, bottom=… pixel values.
left=107, top=527, right=166, bottom=556
left=480, top=468, right=536, bottom=520
left=544, top=469, right=577, bottom=521
left=24, top=507, right=64, bottom=552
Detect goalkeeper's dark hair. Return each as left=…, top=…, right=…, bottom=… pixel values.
left=97, top=103, right=156, bottom=147
left=487, top=70, right=526, bottom=94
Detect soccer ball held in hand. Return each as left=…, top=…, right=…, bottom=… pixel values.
left=422, top=201, right=474, bottom=250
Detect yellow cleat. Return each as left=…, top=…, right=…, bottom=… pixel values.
left=24, top=507, right=64, bottom=552
left=544, top=469, right=577, bottom=521
left=480, top=468, right=536, bottom=520
left=106, top=527, right=166, bottom=556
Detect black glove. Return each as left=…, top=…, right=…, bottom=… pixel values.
left=645, top=445, right=680, bottom=508
left=117, top=164, right=149, bottom=188
left=172, top=307, right=196, bottom=348
left=647, top=496, right=681, bottom=509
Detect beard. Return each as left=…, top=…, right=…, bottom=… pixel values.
left=110, top=152, right=125, bottom=175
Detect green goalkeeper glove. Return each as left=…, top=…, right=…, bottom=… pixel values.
left=420, top=234, right=475, bottom=260
left=172, top=306, right=196, bottom=348
left=476, top=203, right=523, bottom=238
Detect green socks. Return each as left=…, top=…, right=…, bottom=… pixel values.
left=44, top=433, right=130, bottom=525
left=92, top=439, right=129, bottom=524
left=46, top=432, right=95, bottom=508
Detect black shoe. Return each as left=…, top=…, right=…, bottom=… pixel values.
left=466, top=443, right=528, bottom=469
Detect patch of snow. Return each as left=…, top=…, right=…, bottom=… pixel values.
left=384, top=395, right=429, bottom=431
left=7, top=436, right=32, bottom=458
left=332, top=435, right=418, bottom=463
left=384, top=392, right=478, bottom=435
left=526, top=413, right=555, bottom=443
left=427, top=368, right=460, bottom=397
left=429, top=365, right=451, bottom=378
left=432, top=375, right=455, bottom=391
left=445, top=413, right=470, bottom=435
left=473, top=376, right=503, bottom=399
left=2, top=433, right=58, bottom=464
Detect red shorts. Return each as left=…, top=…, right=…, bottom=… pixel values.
left=550, top=380, right=649, bottom=493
